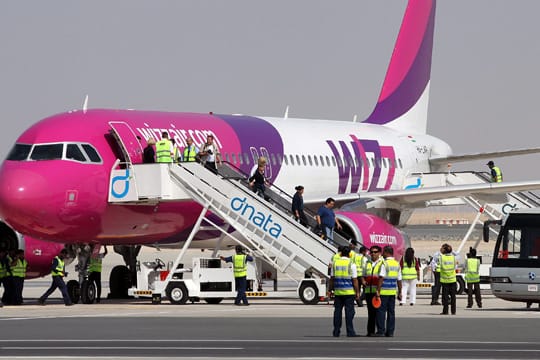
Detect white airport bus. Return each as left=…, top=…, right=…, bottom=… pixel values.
left=484, top=208, right=540, bottom=307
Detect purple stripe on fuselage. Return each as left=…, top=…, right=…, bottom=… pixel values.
left=364, top=2, right=435, bottom=125
left=214, top=115, right=283, bottom=179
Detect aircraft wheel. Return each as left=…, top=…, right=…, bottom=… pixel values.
left=204, top=298, right=223, bottom=304
left=166, top=282, right=188, bottom=305
left=81, top=280, right=96, bottom=304
left=109, top=265, right=131, bottom=298
left=456, top=276, right=466, bottom=295
left=67, top=280, right=80, bottom=304
left=299, top=281, right=319, bottom=305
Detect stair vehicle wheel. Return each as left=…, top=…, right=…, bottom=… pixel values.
left=456, top=276, right=466, bottom=295
left=299, top=281, right=319, bottom=305
left=109, top=265, right=131, bottom=298
left=67, top=280, right=80, bottom=304
left=81, top=280, right=97, bottom=304
left=204, top=298, right=223, bottom=304
left=166, top=282, right=188, bottom=305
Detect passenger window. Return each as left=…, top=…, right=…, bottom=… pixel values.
left=313, top=156, right=318, bottom=166
left=296, top=155, right=301, bottom=166
left=271, top=153, right=277, bottom=166
left=6, top=144, right=32, bottom=161
left=82, top=144, right=102, bottom=163
left=301, top=155, right=306, bottom=166
left=308, top=155, right=313, bottom=166
left=320, top=155, right=325, bottom=167
left=244, top=153, right=250, bottom=165
left=398, top=159, right=403, bottom=168
left=231, top=153, right=237, bottom=164
left=277, top=154, right=283, bottom=165
left=331, top=156, right=336, bottom=167
left=30, top=144, right=63, bottom=161
left=66, top=144, right=87, bottom=162
left=238, top=153, right=243, bottom=165
left=289, top=155, right=294, bottom=165
left=326, top=156, right=331, bottom=167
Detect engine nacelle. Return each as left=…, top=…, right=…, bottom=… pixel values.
left=0, top=220, right=65, bottom=279
left=335, top=211, right=410, bottom=259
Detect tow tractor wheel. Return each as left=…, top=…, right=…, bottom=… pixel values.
left=109, top=265, right=131, bottom=298
left=204, top=298, right=223, bottom=304
left=456, top=276, right=466, bottom=295
left=67, top=280, right=80, bottom=304
left=166, top=282, right=188, bottom=305
left=81, top=280, right=97, bottom=304
left=299, top=281, right=319, bottom=305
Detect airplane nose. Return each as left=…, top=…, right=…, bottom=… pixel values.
left=0, top=163, right=50, bottom=231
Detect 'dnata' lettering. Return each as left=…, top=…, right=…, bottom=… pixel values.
left=230, top=197, right=282, bottom=239
left=369, top=233, right=397, bottom=245
left=327, top=135, right=396, bottom=194
left=135, top=126, right=222, bottom=149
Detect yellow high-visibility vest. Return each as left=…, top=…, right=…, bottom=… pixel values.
left=333, top=257, right=355, bottom=296
left=440, top=254, right=456, bottom=284
left=233, top=254, right=247, bottom=278
left=465, top=258, right=480, bottom=283
left=380, top=259, right=400, bottom=295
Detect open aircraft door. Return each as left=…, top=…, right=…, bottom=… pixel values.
left=108, top=121, right=144, bottom=164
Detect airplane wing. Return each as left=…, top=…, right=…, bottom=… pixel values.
left=429, top=147, right=540, bottom=166
left=304, top=180, right=540, bottom=209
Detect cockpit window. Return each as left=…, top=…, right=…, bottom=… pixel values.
left=82, top=144, right=102, bottom=163
left=66, top=144, right=86, bottom=162
left=30, top=144, right=63, bottom=161
left=6, top=144, right=32, bottom=161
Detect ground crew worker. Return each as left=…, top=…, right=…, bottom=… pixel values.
left=88, top=245, right=107, bottom=303
left=465, top=247, right=482, bottom=308
left=486, top=160, right=503, bottom=183
left=220, top=245, right=253, bottom=306
left=400, top=247, right=420, bottom=306
left=0, top=249, right=10, bottom=307
left=10, top=249, right=27, bottom=305
left=328, top=246, right=345, bottom=276
left=328, top=246, right=359, bottom=337
left=182, top=137, right=199, bottom=162
left=430, top=247, right=442, bottom=305
left=355, top=246, right=368, bottom=307
left=376, top=246, right=402, bottom=337
left=155, top=132, right=173, bottom=163
left=363, top=245, right=383, bottom=336
left=439, top=243, right=457, bottom=315
left=2, top=250, right=15, bottom=305
left=170, top=138, right=181, bottom=163
left=38, top=249, right=73, bottom=306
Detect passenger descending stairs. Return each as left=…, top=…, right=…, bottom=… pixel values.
left=167, top=162, right=337, bottom=279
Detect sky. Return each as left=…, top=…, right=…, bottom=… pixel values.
left=1, top=0, right=539, bottom=182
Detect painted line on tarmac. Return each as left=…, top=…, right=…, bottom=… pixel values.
left=2, top=347, right=241, bottom=350
left=390, top=348, right=540, bottom=352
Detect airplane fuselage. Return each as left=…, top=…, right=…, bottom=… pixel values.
left=0, top=109, right=451, bottom=245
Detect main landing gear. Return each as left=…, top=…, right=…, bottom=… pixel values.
left=66, top=244, right=141, bottom=303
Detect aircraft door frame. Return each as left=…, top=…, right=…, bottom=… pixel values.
left=108, top=121, right=144, bottom=164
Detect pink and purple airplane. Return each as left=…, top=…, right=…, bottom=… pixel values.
left=1, top=0, right=539, bottom=299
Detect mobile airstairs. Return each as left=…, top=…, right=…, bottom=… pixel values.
left=405, top=171, right=540, bottom=291
left=108, top=161, right=349, bottom=304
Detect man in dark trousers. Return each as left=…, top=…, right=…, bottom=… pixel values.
left=38, top=249, right=73, bottom=306
left=328, top=246, right=360, bottom=337
left=88, top=245, right=107, bottom=303
left=220, top=245, right=253, bottom=306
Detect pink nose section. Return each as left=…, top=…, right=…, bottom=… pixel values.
left=0, top=164, right=49, bottom=230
